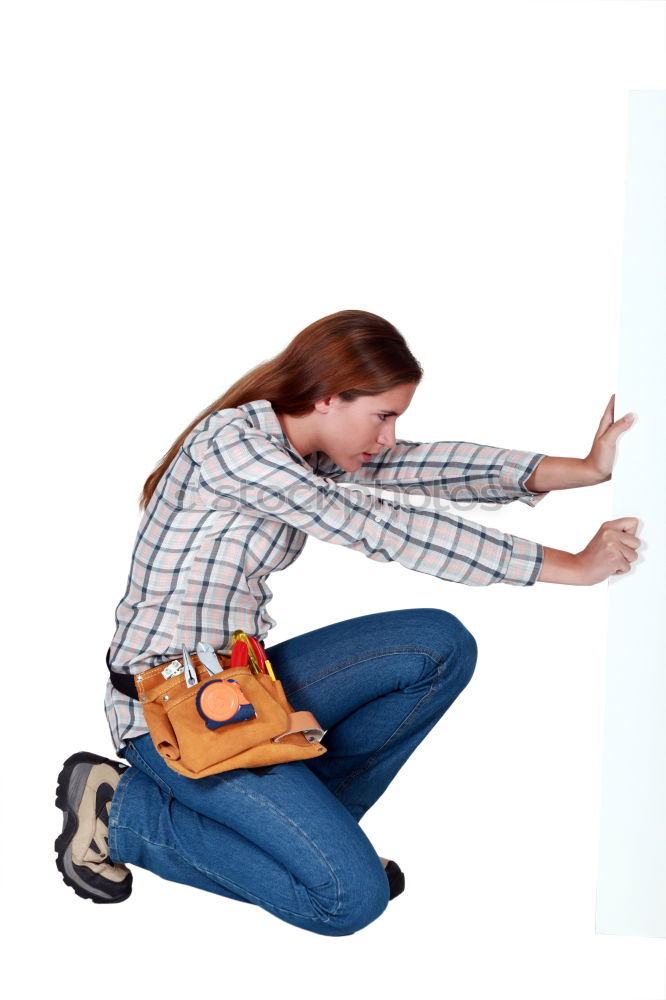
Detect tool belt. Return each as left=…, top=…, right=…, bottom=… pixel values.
left=106, top=633, right=327, bottom=780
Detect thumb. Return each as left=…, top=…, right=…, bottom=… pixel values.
left=607, top=412, right=635, bottom=441
left=612, top=516, right=639, bottom=535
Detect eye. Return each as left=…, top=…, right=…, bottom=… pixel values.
left=377, top=414, right=388, bottom=422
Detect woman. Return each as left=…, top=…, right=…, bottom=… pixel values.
left=54, top=309, right=640, bottom=935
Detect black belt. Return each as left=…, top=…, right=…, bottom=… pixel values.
left=106, top=648, right=140, bottom=700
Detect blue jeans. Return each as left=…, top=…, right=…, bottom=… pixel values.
left=107, top=607, right=477, bottom=935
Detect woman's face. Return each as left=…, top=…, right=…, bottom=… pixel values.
left=316, top=382, right=418, bottom=473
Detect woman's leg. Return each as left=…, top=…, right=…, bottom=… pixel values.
left=108, top=732, right=389, bottom=936
left=264, top=607, right=478, bottom=821
left=107, top=606, right=476, bottom=933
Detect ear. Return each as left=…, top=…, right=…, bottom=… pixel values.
left=313, top=396, right=334, bottom=414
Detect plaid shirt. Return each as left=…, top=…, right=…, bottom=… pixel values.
left=105, top=398, right=549, bottom=752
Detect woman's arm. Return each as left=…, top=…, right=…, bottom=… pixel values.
left=313, top=440, right=550, bottom=506
left=537, top=546, right=581, bottom=584
left=197, top=416, right=641, bottom=590
left=523, top=456, right=603, bottom=492
left=198, top=421, right=544, bottom=587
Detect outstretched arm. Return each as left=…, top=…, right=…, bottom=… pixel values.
left=313, top=440, right=551, bottom=506
left=198, top=421, right=543, bottom=587
left=524, top=456, right=600, bottom=492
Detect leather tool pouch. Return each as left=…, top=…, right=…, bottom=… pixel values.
left=133, top=648, right=327, bottom=779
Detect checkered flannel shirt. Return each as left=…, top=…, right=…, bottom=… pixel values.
left=105, top=398, right=549, bottom=753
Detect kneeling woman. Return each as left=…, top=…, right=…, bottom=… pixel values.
left=54, top=308, right=639, bottom=935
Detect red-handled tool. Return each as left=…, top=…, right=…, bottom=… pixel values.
left=230, top=640, right=249, bottom=668
left=230, top=630, right=276, bottom=680
left=247, top=636, right=267, bottom=673
left=247, top=636, right=276, bottom=682
left=231, top=630, right=261, bottom=674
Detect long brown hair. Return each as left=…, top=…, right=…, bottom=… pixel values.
left=140, top=309, right=423, bottom=509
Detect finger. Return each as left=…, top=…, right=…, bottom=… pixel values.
left=603, top=414, right=634, bottom=444
left=620, top=517, right=640, bottom=534
left=611, top=550, right=632, bottom=574
left=607, top=516, right=639, bottom=533
left=618, top=553, right=633, bottom=572
left=618, top=533, right=641, bottom=550
left=619, top=541, right=639, bottom=561
left=597, top=394, right=615, bottom=434
left=610, top=410, right=634, bottom=427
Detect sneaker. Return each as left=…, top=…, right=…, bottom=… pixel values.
left=55, top=751, right=133, bottom=903
left=379, top=856, right=405, bottom=900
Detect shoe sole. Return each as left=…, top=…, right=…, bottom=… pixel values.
left=55, top=751, right=132, bottom=904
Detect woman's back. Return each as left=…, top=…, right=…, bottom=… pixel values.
left=106, top=399, right=317, bottom=751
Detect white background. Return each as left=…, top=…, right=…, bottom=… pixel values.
left=2, top=1, right=664, bottom=998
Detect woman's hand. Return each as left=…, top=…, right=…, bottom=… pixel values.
left=583, top=393, right=635, bottom=485
left=573, top=517, right=642, bottom=585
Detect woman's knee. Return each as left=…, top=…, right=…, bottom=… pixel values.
left=307, top=857, right=389, bottom=937
left=417, top=607, right=478, bottom=692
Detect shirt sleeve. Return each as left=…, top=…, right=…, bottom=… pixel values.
left=198, top=421, right=544, bottom=587
left=311, top=439, right=549, bottom=507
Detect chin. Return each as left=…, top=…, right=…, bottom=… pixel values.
left=336, top=457, right=360, bottom=473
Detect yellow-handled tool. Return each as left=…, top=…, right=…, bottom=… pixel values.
left=231, top=630, right=277, bottom=681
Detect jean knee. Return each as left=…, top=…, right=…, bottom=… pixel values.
left=310, top=860, right=389, bottom=937
left=420, top=608, right=478, bottom=692
left=454, top=618, right=478, bottom=691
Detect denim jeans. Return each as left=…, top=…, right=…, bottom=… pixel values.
left=107, top=607, right=477, bottom=936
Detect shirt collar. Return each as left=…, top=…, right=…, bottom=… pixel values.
left=240, top=399, right=314, bottom=469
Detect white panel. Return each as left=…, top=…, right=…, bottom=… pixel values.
left=596, top=91, right=666, bottom=938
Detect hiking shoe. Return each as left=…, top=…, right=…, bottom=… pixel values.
left=55, top=751, right=133, bottom=903
left=379, top=857, right=405, bottom=900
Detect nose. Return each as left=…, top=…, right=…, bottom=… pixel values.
left=377, top=425, right=396, bottom=449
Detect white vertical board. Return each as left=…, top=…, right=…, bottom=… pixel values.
left=596, top=91, right=666, bottom=938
